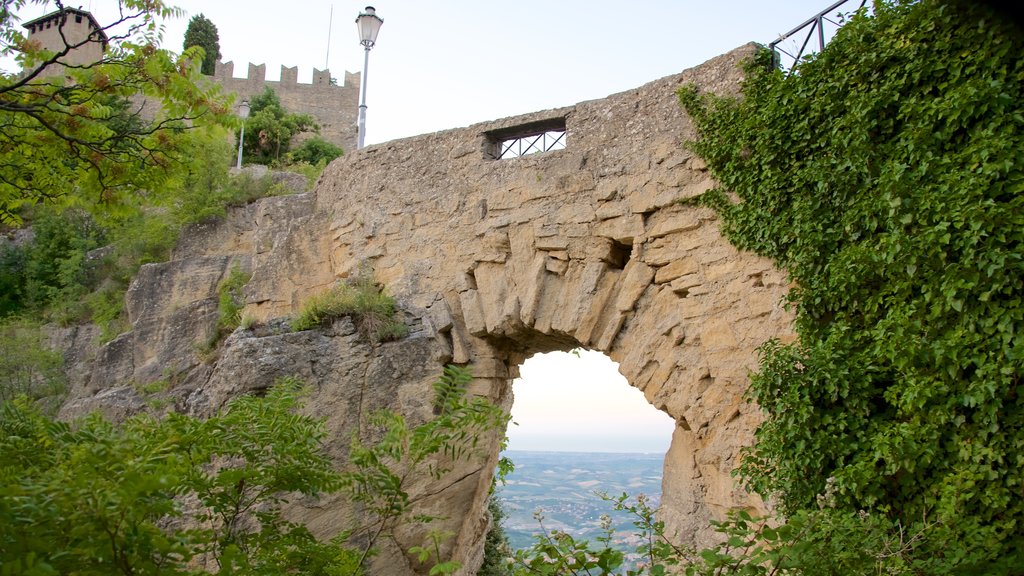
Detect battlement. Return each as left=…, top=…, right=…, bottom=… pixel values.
left=212, top=61, right=358, bottom=89
left=210, top=61, right=360, bottom=153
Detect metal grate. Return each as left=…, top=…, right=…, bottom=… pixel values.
left=768, top=0, right=869, bottom=73
left=498, top=130, right=567, bottom=159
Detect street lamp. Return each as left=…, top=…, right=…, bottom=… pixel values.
left=355, top=6, right=382, bottom=150
left=236, top=99, right=250, bottom=169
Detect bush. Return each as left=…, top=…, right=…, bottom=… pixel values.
left=288, top=136, right=343, bottom=166
left=217, top=263, right=251, bottom=334
left=291, top=275, right=407, bottom=342
left=0, top=319, right=66, bottom=413
left=0, top=379, right=363, bottom=575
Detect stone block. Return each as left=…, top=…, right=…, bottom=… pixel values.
left=595, top=214, right=644, bottom=243
left=458, top=289, right=487, bottom=336
left=473, top=262, right=510, bottom=333
left=574, top=267, right=621, bottom=346
left=546, top=258, right=568, bottom=275
left=556, top=203, right=594, bottom=225
left=536, top=236, right=568, bottom=251
left=614, top=260, right=654, bottom=312
left=654, top=258, right=699, bottom=284
left=518, top=254, right=548, bottom=326
left=648, top=212, right=703, bottom=239
left=595, top=201, right=628, bottom=221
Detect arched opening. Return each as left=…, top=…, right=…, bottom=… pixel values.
left=498, top=349, right=676, bottom=550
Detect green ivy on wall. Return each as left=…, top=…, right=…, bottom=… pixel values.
left=681, top=0, right=1023, bottom=570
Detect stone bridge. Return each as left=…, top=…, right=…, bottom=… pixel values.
left=57, top=43, right=793, bottom=575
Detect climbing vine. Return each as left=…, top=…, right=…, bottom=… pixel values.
left=680, top=0, right=1023, bottom=570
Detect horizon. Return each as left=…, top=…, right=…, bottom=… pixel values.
left=506, top=350, right=676, bottom=454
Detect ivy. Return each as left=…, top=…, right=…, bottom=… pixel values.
left=681, top=0, right=1023, bottom=570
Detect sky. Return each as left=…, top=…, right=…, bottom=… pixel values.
left=11, top=0, right=850, bottom=145
left=7, top=0, right=851, bottom=452
left=507, top=350, right=676, bottom=454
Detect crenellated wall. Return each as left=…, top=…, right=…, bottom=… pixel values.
left=213, top=61, right=360, bottom=154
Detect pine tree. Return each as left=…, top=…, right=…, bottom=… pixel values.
left=183, top=13, right=221, bottom=76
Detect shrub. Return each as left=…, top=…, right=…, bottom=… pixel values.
left=0, top=319, right=66, bottom=413
left=0, top=379, right=363, bottom=575
left=217, top=263, right=251, bottom=333
left=288, top=136, right=343, bottom=166
left=291, top=275, right=407, bottom=342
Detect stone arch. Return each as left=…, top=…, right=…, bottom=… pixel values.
left=272, top=43, right=793, bottom=571
left=56, top=44, right=794, bottom=576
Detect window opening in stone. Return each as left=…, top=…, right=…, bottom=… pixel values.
left=498, top=350, right=675, bottom=557
left=486, top=118, right=567, bottom=160
left=607, top=239, right=632, bottom=270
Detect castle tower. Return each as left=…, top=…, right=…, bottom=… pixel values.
left=21, top=7, right=108, bottom=77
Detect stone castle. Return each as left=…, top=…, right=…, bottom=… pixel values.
left=52, top=41, right=796, bottom=575
left=22, top=6, right=360, bottom=152
left=211, top=61, right=360, bottom=155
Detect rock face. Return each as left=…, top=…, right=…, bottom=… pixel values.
left=57, top=43, right=793, bottom=575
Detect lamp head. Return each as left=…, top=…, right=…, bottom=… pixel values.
left=356, top=6, right=383, bottom=48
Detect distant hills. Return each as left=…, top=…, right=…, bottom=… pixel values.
left=496, top=450, right=663, bottom=551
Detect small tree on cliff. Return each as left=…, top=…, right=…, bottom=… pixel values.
left=183, top=13, right=221, bottom=76
left=242, top=87, right=318, bottom=165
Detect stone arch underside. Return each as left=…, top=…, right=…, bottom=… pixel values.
left=56, top=44, right=793, bottom=576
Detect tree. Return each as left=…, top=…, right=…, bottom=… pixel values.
left=0, top=319, right=66, bottom=413
left=182, top=13, right=220, bottom=76
left=0, top=0, right=234, bottom=224
left=288, top=136, right=343, bottom=166
left=0, top=366, right=508, bottom=576
left=243, top=86, right=318, bottom=165
left=0, top=378, right=363, bottom=575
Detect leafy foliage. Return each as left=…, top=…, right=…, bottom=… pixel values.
left=216, top=262, right=251, bottom=334
left=678, top=0, right=1024, bottom=570
left=243, top=87, right=318, bottom=165
left=288, top=136, right=343, bottom=166
left=196, top=262, right=252, bottom=360
left=479, top=494, right=514, bottom=576
left=0, top=319, right=65, bottom=412
left=339, top=365, right=510, bottom=573
left=10, top=208, right=104, bottom=316
left=291, top=273, right=408, bottom=342
left=0, top=0, right=234, bottom=223
left=183, top=13, right=220, bottom=76
left=0, top=378, right=362, bottom=575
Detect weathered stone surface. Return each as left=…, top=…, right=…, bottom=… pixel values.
left=55, top=44, right=794, bottom=574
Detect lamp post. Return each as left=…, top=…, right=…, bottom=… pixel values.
left=355, top=6, right=382, bottom=150
left=236, top=99, right=250, bottom=169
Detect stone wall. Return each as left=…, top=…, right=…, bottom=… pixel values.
left=55, top=43, right=794, bottom=575
left=22, top=8, right=107, bottom=77
left=213, top=61, right=360, bottom=154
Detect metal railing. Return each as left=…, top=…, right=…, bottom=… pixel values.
left=768, top=0, right=868, bottom=73
left=498, top=130, right=567, bottom=159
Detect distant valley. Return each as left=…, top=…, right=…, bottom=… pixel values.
left=496, top=451, right=664, bottom=551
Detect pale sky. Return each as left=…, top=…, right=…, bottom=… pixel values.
left=507, top=350, right=676, bottom=454
left=11, top=0, right=845, bottom=144
left=8, top=0, right=846, bottom=452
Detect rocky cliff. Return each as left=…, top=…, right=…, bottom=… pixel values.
left=53, top=43, right=793, bottom=575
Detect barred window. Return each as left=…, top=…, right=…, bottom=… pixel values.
left=486, top=118, right=567, bottom=160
